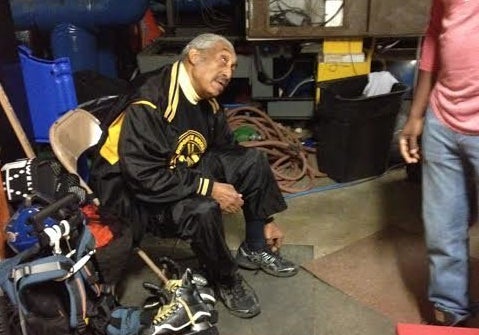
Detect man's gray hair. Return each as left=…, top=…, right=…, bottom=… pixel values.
left=180, top=33, right=234, bottom=60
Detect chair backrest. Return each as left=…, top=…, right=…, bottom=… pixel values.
left=49, top=108, right=102, bottom=203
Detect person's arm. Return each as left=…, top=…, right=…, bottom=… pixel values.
left=399, top=0, right=441, bottom=163
left=409, top=70, right=436, bottom=121
left=119, top=103, right=213, bottom=204
left=399, top=71, right=436, bottom=163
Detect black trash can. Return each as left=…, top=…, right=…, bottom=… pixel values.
left=314, top=75, right=410, bottom=182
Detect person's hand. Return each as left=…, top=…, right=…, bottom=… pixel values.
left=211, top=182, right=244, bottom=214
left=264, top=222, right=284, bottom=253
left=399, top=117, right=424, bottom=164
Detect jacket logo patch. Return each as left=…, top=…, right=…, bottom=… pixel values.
left=170, top=130, right=207, bottom=168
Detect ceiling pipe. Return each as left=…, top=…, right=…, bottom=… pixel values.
left=10, top=0, right=149, bottom=31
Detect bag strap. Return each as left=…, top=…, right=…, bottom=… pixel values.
left=0, top=244, right=41, bottom=305
left=13, top=254, right=88, bottom=332
left=74, top=219, right=104, bottom=296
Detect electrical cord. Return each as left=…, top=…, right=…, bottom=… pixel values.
left=199, top=0, right=232, bottom=31
left=269, top=0, right=344, bottom=27
left=376, top=39, right=401, bottom=53
left=254, top=45, right=298, bottom=85
left=288, top=77, right=315, bottom=97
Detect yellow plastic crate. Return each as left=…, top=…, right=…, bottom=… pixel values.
left=323, top=38, right=363, bottom=54
left=317, top=61, right=371, bottom=81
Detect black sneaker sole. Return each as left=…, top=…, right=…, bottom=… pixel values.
left=223, top=303, right=261, bottom=319
left=236, top=257, right=299, bottom=277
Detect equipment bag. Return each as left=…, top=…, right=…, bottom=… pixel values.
left=0, top=247, right=90, bottom=335
left=0, top=208, right=116, bottom=335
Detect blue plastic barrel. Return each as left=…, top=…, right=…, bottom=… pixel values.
left=97, top=29, right=118, bottom=78
left=50, top=23, right=98, bottom=74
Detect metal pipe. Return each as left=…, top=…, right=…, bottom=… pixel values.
left=10, top=0, right=149, bottom=31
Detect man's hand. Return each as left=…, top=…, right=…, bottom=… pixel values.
left=264, top=222, right=284, bottom=253
left=399, top=117, right=424, bottom=164
left=211, top=182, right=244, bottom=214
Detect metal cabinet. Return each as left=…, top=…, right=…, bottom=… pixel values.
left=368, top=0, right=432, bottom=36
left=246, top=0, right=369, bottom=40
left=246, top=0, right=432, bottom=39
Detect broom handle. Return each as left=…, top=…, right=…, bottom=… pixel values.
left=135, top=247, right=169, bottom=284
left=0, top=83, right=35, bottom=159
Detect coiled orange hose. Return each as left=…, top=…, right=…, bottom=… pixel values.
left=226, top=105, right=327, bottom=194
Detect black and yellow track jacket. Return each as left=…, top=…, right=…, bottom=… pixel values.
left=90, top=61, right=236, bottom=236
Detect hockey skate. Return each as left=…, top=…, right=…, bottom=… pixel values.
left=142, top=269, right=218, bottom=335
left=164, top=271, right=218, bottom=324
left=143, top=270, right=218, bottom=324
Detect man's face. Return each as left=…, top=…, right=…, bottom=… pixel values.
left=189, top=42, right=237, bottom=99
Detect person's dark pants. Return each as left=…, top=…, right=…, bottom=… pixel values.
left=148, top=147, right=287, bottom=284
left=199, top=146, right=287, bottom=222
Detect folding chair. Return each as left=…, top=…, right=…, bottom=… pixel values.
left=49, top=108, right=102, bottom=205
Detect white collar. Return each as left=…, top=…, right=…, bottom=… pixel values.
left=178, top=62, right=200, bottom=105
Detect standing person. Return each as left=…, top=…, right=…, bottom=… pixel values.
left=90, top=33, right=298, bottom=320
left=399, top=0, right=479, bottom=326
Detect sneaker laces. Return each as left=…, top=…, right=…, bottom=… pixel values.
left=259, top=247, right=284, bottom=264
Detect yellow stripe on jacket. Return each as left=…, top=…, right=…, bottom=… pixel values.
left=99, top=100, right=158, bottom=165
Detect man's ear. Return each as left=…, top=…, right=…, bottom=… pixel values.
left=187, top=49, right=201, bottom=65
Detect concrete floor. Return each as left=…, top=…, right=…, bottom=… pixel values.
left=121, top=166, right=447, bottom=335
left=221, top=166, right=422, bottom=335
